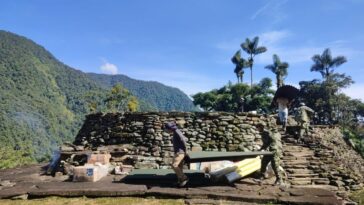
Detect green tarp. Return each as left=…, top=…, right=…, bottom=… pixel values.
left=122, top=169, right=211, bottom=186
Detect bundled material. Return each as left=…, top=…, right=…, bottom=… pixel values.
left=190, top=161, right=234, bottom=173
left=225, top=156, right=261, bottom=183
left=210, top=156, right=262, bottom=183
left=73, top=163, right=109, bottom=182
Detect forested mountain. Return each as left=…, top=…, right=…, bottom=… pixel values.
left=0, top=30, right=195, bottom=166
left=87, top=73, right=196, bottom=112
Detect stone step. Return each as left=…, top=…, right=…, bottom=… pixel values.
left=286, top=169, right=315, bottom=175
left=290, top=185, right=339, bottom=192
left=288, top=177, right=327, bottom=181
left=283, top=160, right=309, bottom=165
left=282, top=156, right=299, bottom=160
left=312, top=178, right=331, bottom=185
left=282, top=148, right=312, bottom=153
left=290, top=180, right=312, bottom=185
left=282, top=143, right=310, bottom=148
left=284, top=152, right=315, bottom=158
left=282, top=146, right=311, bottom=150
left=282, top=143, right=297, bottom=146
left=288, top=173, right=319, bottom=178
left=282, top=156, right=313, bottom=161
left=283, top=164, right=309, bottom=169
left=283, top=147, right=313, bottom=151
left=288, top=177, right=331, bottom=186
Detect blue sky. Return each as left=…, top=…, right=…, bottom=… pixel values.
left=1, top=0, right=364, bottom=100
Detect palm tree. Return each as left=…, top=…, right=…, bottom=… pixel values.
left=265, top=54, right=289, bottom=88
left=310, top=48, right=347, bottom=123
left=240, top=36, right=267, bottom=87
left=231, top=50, right=248, bottom=83
left=310, top=48, right=347, bottom=82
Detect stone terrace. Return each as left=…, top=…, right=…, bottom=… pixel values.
left=0, top=164, right=343, bottom=204
left=37, top=112, right=364, bottom=204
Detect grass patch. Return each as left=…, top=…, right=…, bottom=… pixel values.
left=350, top=188, right=364, bottom=204
left=0, top=196, right=184, bottom=205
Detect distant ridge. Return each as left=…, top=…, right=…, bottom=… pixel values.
left=0, top=30, right=195, bottom=164
left=87, top=73, right=196, bottom=112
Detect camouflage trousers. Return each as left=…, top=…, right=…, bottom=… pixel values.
left=298, top=122, right=310, bottom=139
left=261, top=150, right=283, bottom=181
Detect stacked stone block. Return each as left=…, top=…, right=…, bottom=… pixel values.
left=73, top=112, right=273, bottom=168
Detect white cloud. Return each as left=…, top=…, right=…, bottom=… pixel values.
left=260, top=30, right=291, bottom=46
left=255, top=30, right=361, bottom=65
left=215, top=30, right=291, bottom=53
left=100, top=62, right=118, bottom=75
left=251, top=0, right=288, bottom=23
left=257, top=45, right=323, bottom=65
left=251, top=1, right=272, bottom=20
left=343, top=83, right=364, bottom=101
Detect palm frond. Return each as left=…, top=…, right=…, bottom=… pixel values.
left=240, top=42, right=250, bottom=53
left=311, top=55, right=322, bottom=64
left=254, top=46, right=267, bottom=55
left=231, top=50, right=241, bottom=64
left=331, top=56, right=347, bottom=67
left=279, top=66, right=288, bottom=76
left=252, top=36, right=259, bottom=50
left=265, top=65, right=276, bottom=73
left=273, top=54, right=280, bottom=65
left=311, top=64, right=324, bottom=72
left=322, top=48, right=332, bottom=65
left=234, top=65, right=242, bottom=73
left=281, top=62, right=289, bottom=69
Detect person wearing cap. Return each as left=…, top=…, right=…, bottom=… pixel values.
left=295, top=102, right=314, bottom=142
left=256, top=123, right=284, bottom=186
left=164, top=122, right=189, bottom=187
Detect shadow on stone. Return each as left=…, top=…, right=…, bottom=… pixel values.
left=121, top=169, right=230, bottom=188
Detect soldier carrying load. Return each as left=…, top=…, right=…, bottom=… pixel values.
left=295, top=102, right=314, bottom=143
left=257, top=123, right=285, bottom=186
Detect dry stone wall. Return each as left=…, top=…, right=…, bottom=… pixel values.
left=73, top=112, right=275, bottom=168
left=60, top=111, right=364, bottom=198
left=306, top=127, right=364, bottom=191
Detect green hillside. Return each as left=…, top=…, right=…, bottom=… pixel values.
left=0, top=30, right=195, bottom=167
left=0, top=30, right=105, bottom=163
left=87, top=73, right=197, bottom=111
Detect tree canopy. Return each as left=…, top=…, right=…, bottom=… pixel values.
left=265, top=54, right=289, bottom=88
left=192, top=78, right=274, bottom=113
left=240, top=36, right=267, bottom=87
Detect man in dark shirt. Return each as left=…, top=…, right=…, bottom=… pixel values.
left=164, top=122, right=189, bottom=187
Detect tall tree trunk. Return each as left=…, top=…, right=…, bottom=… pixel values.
left=250, top=66, right=253, bottom=87
left=250, top=54, right=253, bottom=87
left=276, top=74, right=283, bottom=88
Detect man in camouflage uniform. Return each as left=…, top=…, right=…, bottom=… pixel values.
left=257, top=123, right=284, bottom=185
left=295, top=102, right=314, bottom=142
